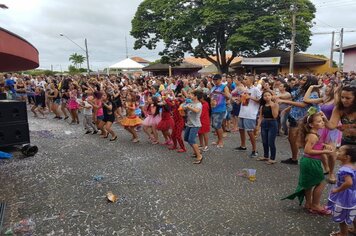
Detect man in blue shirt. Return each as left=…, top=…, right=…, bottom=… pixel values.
left=5, top=73, right=16, bottom=94
left=210, top=74, right=230, bottom=148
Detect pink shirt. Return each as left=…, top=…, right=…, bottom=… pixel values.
left=304, top=141, right=323, bottom=160
left=96, top=100, right=104, bottom=117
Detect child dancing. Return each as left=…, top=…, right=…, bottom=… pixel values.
left=198, top=93, right=210, bottom=152
left=121, top=93, right=142, bottom=143
left=142, top=96, right=161, bottom=144
left=328, top=145, right=356, bottom=236
left=31, top=87, right=46, bottom=118
left=156, top=97, right=174, bottom=146
left=283, top=110, right=334, bottom=215
left=168, top=96, right=186, bottom=152
left=67, top=83, right=80, bottom=124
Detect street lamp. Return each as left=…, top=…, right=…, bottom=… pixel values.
left=60, top=33, right=90, bottom=74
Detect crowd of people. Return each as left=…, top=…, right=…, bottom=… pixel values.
left=1, top=71, right=355, bottom=235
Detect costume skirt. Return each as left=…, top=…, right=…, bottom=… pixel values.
left=120, top=116, right=142, bottom=127
left=156, top=117, right=174, bottom=131
left=142, top=114, right=161, bottom=127
left=282, top=156, right=324, bottom=205
left=67, top=99, right=79, bottom=110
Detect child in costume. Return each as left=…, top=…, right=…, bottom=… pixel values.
left=156, top=94, right=174, bottom=146
left=283, top=109, right=334, bottom=215
left=168, top=95, right=186, bottom=152
left=142, top=96, right=161, bottom=144
left=328, top=145, right=356, bottom=236
left=120, top=93, right=142, bottom=143
left=67, top=83, right=80, bottom=124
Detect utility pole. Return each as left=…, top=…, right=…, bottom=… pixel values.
left=338, top=28, right=344, bottom=70
left=60, top=34, right=90, bottom=75
left=330, top=31, right=335, bottom=67
left=289, top=4, right=297, bottom=75
left=85, top=38, right=90, bottom=74
left=125, top=36, right=129, bottom=59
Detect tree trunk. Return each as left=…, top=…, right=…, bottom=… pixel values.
left=220, top=64, right=229, bottom=74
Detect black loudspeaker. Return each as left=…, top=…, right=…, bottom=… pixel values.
left=0, top=100, right=28, bottom=123
left=0, top=100, right=30, bottom=147
left=0, top=123, right=30, bottom=147
left=0, top=93, right=6, bottom=100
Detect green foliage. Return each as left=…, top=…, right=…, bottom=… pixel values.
left=312, top=54, right=328, bottom=59
left=69, top=53, right=86, bottom=68
left=149, top=59, right=163, bottom=65
left=131, top=0, right=316, bottom=73
left=24, top=69, right=56, bottom=76
left=68, top=65, right=87, bottom=75
left=332, top=60, right=338, bottom=68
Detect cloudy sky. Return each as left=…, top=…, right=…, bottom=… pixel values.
left=2, top=0, right=356, bottom=71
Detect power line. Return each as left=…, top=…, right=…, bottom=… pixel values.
left=318, top=2, right=356, bottom=8
left=312, top=29, right=356, bottom=35
left=314, top=17, right=338, bottom=30
left=315, top=0, right=355, bottom=7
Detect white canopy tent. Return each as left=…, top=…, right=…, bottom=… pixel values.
left=109, top=58, right=145, bottom=70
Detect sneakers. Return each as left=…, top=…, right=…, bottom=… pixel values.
left=85, top=130, right=91, bottom=134
left=250, top=151, right=258, bottom=158
left=281, top=158, right=298, bottom=165
left=234, top=146, right=247, bottom=151
left=92, top=130, right=98, bottom=135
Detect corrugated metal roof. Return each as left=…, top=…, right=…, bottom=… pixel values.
left=230, top=49, right=326, bottom=67
left=333, top=44, right=356, bottom=52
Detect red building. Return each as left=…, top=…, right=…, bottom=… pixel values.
left=0, top=27, right=39, bottom=72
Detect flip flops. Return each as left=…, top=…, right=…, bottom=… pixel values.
left=266, top=160, right=277, bottom=165
left=308, top=206, right=332, bottom=215
left=193, top=156, right=203, bottom=164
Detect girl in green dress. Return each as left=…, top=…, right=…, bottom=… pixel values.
left=283, top=110, right=335, bottom=215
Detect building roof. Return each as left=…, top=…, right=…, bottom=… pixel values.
left=143, top=62, right=202, bottom=71
left=333, top=44, right=356, bottom=52
left=198, top=64, right=234, bottom=73
left=0, top=27, right=39, bottom=72
left=231, top=49, right=327, bottom=67
left=130, top=56, right=151, bottom=64
left=184, top=56, right=242, bottom=67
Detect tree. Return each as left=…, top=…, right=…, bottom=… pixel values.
left=131, top=0, right=316, bottom=73
left=69, top=53, right=85, bottom=69
left=68, top=65, right=79, bottom=74
left=149, top=59, right=162, bottom=65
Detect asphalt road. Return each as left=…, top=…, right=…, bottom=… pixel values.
left=0, top=114, right=337, bottom=235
